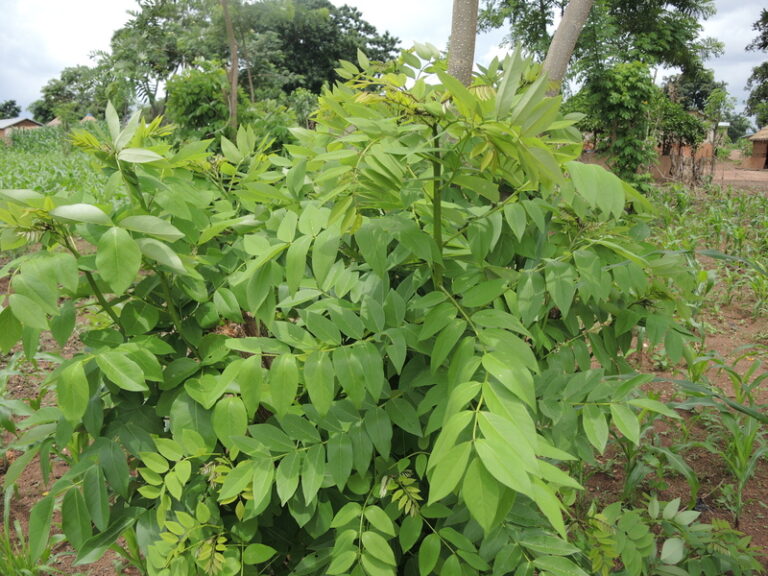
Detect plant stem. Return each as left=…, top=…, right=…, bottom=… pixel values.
left=158, top=271, right=199, bottom=357
left=60, top=230, right=125, bottom=335
left=431, top=124, right=444, bottom=287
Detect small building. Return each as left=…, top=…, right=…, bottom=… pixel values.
left=0, top=117, right=43, bottom=143
left=746, top=127, right=768, bottom=170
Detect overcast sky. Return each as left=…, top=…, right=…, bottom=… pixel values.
left=0, top=0, right=765, bottom=119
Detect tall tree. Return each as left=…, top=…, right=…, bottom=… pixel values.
left=448, top=0, right=480, bottom=85
left=0, top=100, right=21, bottom=119
left=542, top=0, right=594, bottom=91
left=746, top=9, right=768, bottom=128
left=481, top=0, right=719, bottom=81
left=220, top=0, right=239, bottom=136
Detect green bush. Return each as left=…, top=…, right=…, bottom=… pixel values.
left=0, top=49, right=758, bottom=575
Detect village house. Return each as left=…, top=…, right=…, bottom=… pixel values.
left=746, top=127, right=768, bottom=170
left=0, top=117, right=42, bottom=143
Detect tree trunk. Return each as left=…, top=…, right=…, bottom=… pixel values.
left=542, top=0, right=594, bottom=94
left=220, top=0, right=239, bottom=137
left=448, top=0, right=479, bottom=86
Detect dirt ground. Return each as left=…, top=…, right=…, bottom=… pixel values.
left=1, top=161, right=768, bottom=574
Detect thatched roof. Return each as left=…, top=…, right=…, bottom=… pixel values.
left=749, top=126, right=768, bottom=141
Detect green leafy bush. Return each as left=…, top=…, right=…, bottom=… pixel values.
left=1, top=49, right=755, bottom=575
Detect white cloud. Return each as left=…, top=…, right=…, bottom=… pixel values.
left=1, top=0, right=765, bottom=116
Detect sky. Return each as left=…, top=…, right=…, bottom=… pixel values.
left=0, top=0, right=765, bottom=119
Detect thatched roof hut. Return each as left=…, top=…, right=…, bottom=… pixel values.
left=746, top=127, right=768, bottom=170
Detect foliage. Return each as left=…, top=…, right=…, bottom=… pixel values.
left=663, top=65, right=726, bottom=114
left=746, top=9, right=768, bottom=128
left=579, top=497, right=763, bottom=575
left=2, top=49, right=754, bottom=576
left=28, top=65, right=134, bottom=126
left=164, top=60, right=236, bottom=140
left=0, top=129, right=107, bottom=201
left=570, top=61, right=660, bottom=180
left=0, top=99, right=21, bottom=119
left=479, top=0, right=720, bottom=78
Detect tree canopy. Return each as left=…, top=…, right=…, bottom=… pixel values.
left=0, top=100, right=21, bottom=119
left=480, top=0, right=720, bottom=80
left=30, top=0, right=398, bottom=123
left=746, top=8, right=768, bottom=128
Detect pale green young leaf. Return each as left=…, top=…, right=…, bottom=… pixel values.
left=362, top=531, right=396, bottom=566
left=474, top=438, right=531, bottom=496
left=327, top=550, right=357, bottom=575
left=62, top=488, right=92, bottom=550
left=9, top=294, right=48, bottom=330
left=118, top=147, right=164, bottom=164
left=418, top=533, right=441, bottom=576
left=304, top=350, right=335, bottom=416
left=327, top=433, right=354, bottom=489
left=221, top=136, right=244, bottom=164
left=184, top=373, right=228, bottom=409
left=269, top=354, right=299, bottom=417
left=364, top=407, right=393, bottom=460
left=582, top=405, right=609, bottom=453
left=11, top=274, right=58, bottom=315
left=96, top=227, right=141, bottom=295
left=312, top=228, right=340, bottom=284
left=243, top=543, right=277, bottom=565
left=50, top=301, right=76, bottom=347
left=212, top=396, right=248, bottom=450
left=399, top=515, right=423, bottom=553
left=58, top=360, right=89, bottom=423
left=276, top=451, right=302, bottom=505
left=96, top=351, right=148, bottom=392
left=301, top=444, right=325, bottom=504
left=461, top=279, right=507, bottom=308
left=251, top=460, right=274, bottom=512
left=136, top=238, right=187, bottom=275
left=518, top=531, right=580, bottom=556
left=430, top=319, right=467, bottom=372
left=277, top=210, right=299, bottom=243
left=462, top=458, right=501, bottom=534
left=545, top=261, right=578, bottom=317
left=331, top=502, right=362, bottom=528
left=332, top=346, right=365, bottom=408
left=119, top=215, right=185, bottom=242
left=286, top=235, right=312, bottom=295
left=610, top=403, right=640, bottom=445
left=364, top=506, right=396, bottom=537
left=660, top=538, right=685, bottom=565
left=482, top=352, right=535, bottom=408
left=532, top=555, right=590, bottom=576
left=237, top=355, right=263, bottom=418
left=50, top=203, right=112, bottom=226
left=531, top=479, right=566, bottom=539
left=418, top=302, right=457, bottom=341
left=84, top=466, right=110, bottom=531
left=218, top=461, right=255, bottom=502
left=428, top=441, right=472, bottom=504
left=28, top=495, right=55, bottom=563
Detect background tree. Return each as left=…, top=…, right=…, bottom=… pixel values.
left=480, top=0, right=720, bottom=83
left=448, top=0, right=480, bottom=85
left=746, top=9, right=768, bottom=128
left=0, top=100, right=21, bottom=119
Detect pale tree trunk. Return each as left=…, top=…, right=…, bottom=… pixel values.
left=542, top=0, right=594, bottom=94
left=448, top=0, right=479, bottom=86
left=221, top=0, right=239, bottom=137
